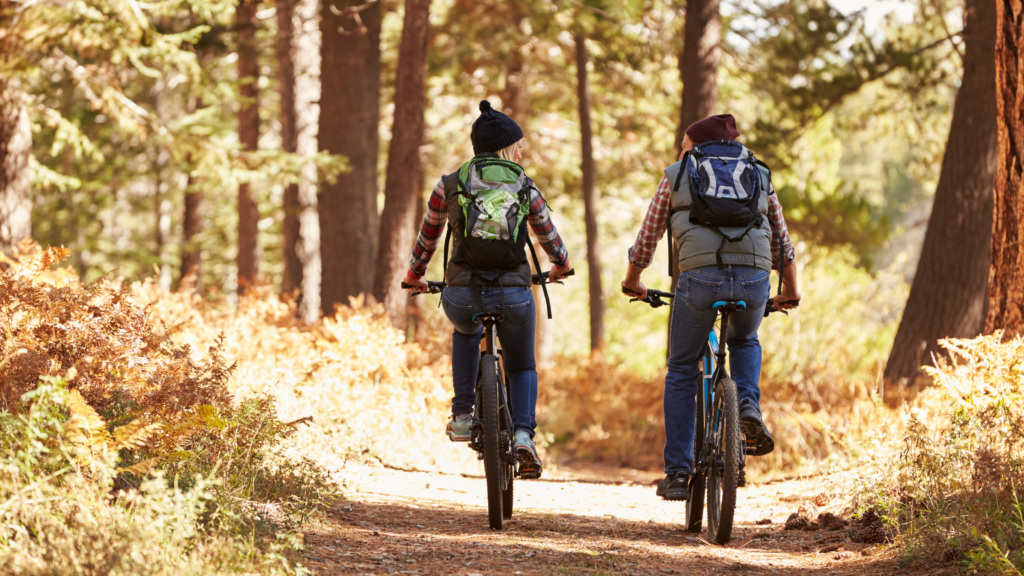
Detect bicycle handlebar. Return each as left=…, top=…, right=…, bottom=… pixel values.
left=401, top=269, right=575, bottom=296
left=622, top=286, right=799, bottom=316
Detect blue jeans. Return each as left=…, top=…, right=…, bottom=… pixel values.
left=441, top=285, right=538, bottom=436
left=664, top=265, right=771, bottom=475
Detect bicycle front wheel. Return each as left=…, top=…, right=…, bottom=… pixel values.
left=706, top=376, right=741, bottom=544
left=480, top=354, right=504, bottom=530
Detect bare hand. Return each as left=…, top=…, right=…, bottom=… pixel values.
left=549, top=263, right=572, bottom=283
left=621, top=279, right=648, bottom=301
left=404, top=275, right=429, bottom=294
left=772, top=293, right=800, bottom=310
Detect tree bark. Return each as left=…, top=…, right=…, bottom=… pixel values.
left=180, top=172, right=203, bottom=290
left=675, top=0, right=721, bottom=154
left=576, top=33, right=604, bottom=352
left=319, top=0, right=381, bottom=314
left=373, top=0, right=431, bottom=327
left=237, top=0, right=261, bottom=294
left=986, top=0, right=1024, bottom=337
left=278, top=0, right=303, bottom=298
left=295, top=0, right=322, bottom=322
left=0, top=79, right=31, bottom=257
left=669, top=0, right=720, bottom=356
left=885, top=0, right=998, bottom=387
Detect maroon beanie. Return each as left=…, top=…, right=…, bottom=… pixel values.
left=685, top=114, right=740, bottom=145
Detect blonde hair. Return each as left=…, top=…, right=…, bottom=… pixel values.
left=496, top=140, right=521, bottom=161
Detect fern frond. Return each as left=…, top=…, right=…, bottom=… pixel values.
left=117, top=457, right=160, bottom=477
left=66, top=389, right=111, bottom=449
left=110, top=420, right=163, bottom=451
left=196, top=404, right=228, bottom=430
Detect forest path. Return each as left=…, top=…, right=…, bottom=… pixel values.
left=299, top=462, right=943, bottom=576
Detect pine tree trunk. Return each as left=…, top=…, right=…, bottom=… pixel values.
left=278, top=0, right=303, bottom=298
left=669, top=0, right=720, bottom=355
left=181, top=171, right=203, bottom=290
left=885, top=0, right=997, bottom=387
left=319, top=0, right=381, bottom=314
left=373, top=0, right=431, bottom=327
left=295, top=0, right=322, bottom=322
left=576, top=33, right=604, bottom=352
left=0, top=79, right=31, bottom=256
left=674, top=0, right=721, bottom=153
left=986, top=0, right=1024, bottom=337
left=237, top=0, right=261, bottom=294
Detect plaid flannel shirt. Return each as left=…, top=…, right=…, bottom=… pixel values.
left=628, top=175, right=795, bottom=271
left=408, top=178, right=569, bottom=279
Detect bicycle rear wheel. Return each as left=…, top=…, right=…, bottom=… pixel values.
left=706, top=376, right=741, bottom=544
left=480, top=354, right=504, bottom=529
left=499, top=369, right=514, bottom=520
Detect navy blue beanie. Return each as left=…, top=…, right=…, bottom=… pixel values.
left=470, top=100, right=523, bottom=154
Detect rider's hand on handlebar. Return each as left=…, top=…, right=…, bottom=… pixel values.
left=620, top=279, right=648, bottom=301
left=772, top=293, right=800, bottom=311
left=404, top=273, right=430, bottom=294
left=549, top=262, right=572, bottom=283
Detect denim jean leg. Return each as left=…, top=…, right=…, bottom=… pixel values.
left=493, top=288, right=538, bottom=435
left=441, top=287, right=483, bottom=416
left=664, top=270, right=721, bottom=475
left=725, top=268, right=770, bottom=408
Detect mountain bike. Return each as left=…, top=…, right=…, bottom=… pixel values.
left=626, top=286, right=795, bottom=544
left=403, top=270, right=573, bottom=530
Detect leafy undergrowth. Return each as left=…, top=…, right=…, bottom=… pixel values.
left=864, top=334, right=1024, bottom=574
left=0, top=243, right=335, bottom=574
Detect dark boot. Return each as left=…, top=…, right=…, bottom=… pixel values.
left=739, top=400, right=775, bottom=456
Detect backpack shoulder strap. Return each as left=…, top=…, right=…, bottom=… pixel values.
left=440, top=173, right=460, bottom=278
left=754, top=159, right=773, bottom=195
left=525, top=234, right=553, bottom=320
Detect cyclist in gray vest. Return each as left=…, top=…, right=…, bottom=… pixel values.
left=621, top=114, right=801, bottom=501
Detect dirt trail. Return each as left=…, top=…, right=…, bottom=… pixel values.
left=299, top=462, right=946, bottom=576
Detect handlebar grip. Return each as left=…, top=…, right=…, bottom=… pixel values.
left=400, top=282, right=413, bottom=289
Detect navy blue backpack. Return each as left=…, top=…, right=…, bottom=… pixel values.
left=669, top=140, right=771, bottom=269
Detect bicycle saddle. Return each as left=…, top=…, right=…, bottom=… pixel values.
left=712, top=300, right=747, bottom=311
left=472, top=312, right=506, bottom=324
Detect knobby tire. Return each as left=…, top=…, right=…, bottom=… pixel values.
left=685, top=357, right=711, bottom=533
left=500, top=369, right=514, bottom=520
left=480, top=354, right=504, bottom=529
left=707, top=376, right=740, bottom=544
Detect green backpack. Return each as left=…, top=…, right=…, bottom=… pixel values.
left=441, top=155, right=555, bottom=318
left=451, top=156, right=531, bottom=270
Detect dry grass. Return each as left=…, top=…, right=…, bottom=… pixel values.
left=866, top=334, right=1024, bottom=572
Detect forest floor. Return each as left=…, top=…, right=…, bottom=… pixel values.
left=297, top=460, right=953, bottom=576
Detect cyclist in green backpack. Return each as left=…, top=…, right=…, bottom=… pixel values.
left=405, top=100, right=572, bottom=479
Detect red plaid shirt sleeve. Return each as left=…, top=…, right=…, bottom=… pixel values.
left=527, top=185, right=569, bottom=268
left=767, top=188, right=796, bottom=271
left=627, top=176, right=672, bottom=269
left=407, top=180, right=448, bottom=279
left=407, top=179, right=569, bottom=278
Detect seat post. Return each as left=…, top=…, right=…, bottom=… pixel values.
left=716, top=308, right=731, bottom=366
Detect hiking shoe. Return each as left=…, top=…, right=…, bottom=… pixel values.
left=658, top=472, right=690, bottom=501
left=739, top=401, right=775, bottom=456
left=446, top=413, right=472, bottom=442
left=513, top=429, right=543, bottom=479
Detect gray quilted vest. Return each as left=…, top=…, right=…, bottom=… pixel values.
left=663, top=160, right=773, bottom=274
